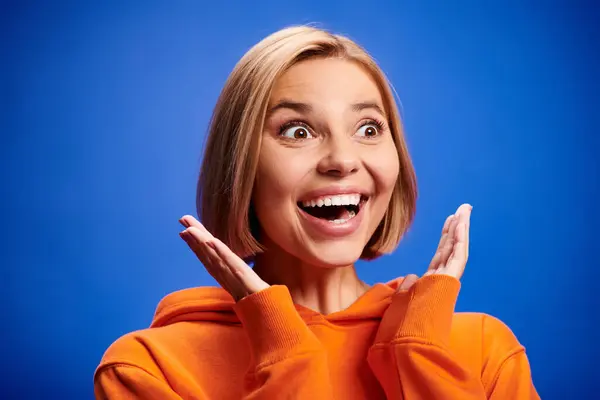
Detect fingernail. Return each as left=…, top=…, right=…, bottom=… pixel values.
left=179, top=218, right=190, bottom=228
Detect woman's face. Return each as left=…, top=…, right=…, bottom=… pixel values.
left=253, top=58, right=400, bottom=267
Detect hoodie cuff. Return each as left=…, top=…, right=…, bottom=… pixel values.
left=374, top=275, right=461, bottom=347
left=233, top=285, right=323, bottom=367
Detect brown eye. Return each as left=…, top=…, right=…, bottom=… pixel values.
left=294, top=128, right=308, bottom=138
left=281, top=125, right=313, bottom=139
left=365, top=126, right=377, bottom=136
left=356, top=123, right=380, bottom=138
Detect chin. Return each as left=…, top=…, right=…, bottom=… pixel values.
left=302, top=239, right=366, bottom=268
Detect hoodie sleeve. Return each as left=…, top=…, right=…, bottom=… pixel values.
left=232, top=285, right=334, bottom=399
left=367, top=275, right=539, bottom=399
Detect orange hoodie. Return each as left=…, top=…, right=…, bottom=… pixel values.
left=94, top=275, right=539, bottom=399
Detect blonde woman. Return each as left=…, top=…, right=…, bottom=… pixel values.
left=95, top=26, right=539, bottom=399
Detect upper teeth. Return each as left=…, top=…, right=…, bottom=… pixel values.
left=301, top=194, right=361, bottom=208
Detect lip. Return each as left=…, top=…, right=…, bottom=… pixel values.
left=296, top=187, right=369, bottom=238
left=297, top=201, right=366, bottom=238
left=297, top=185, right=370, bottom=203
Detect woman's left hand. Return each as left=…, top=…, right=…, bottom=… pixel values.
left=398, top=203, right=472, bottom=291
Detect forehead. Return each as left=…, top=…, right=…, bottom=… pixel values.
left=269, top=58, right=383, bottom=105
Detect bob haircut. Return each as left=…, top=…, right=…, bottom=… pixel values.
left=197, top=25, right=417, bottom=262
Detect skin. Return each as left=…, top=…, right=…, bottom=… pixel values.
left=179, top=58, right=473, bottom=314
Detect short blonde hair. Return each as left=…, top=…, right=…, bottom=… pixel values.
left=197, top=26, right=417, bottom=261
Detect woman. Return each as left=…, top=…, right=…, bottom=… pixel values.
left=95, top=26, right=539, bottom=399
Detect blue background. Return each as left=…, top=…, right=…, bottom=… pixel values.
left=2, top=1, right=598, bottom=399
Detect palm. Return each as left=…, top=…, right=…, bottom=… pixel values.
left=179, top=215, right=269, bottom=301
left=399, top=203, right=472, bottom=291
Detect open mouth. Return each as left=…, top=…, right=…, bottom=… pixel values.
left=297, top=194, right=368, bottom=224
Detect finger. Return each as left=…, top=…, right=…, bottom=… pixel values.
left=442, top=214, right=454, bottom=234
left=180, top=223, right=226, bottom=274
left=398, top=274, right=418, bottom=291
left=180, top=229, right=215, bottom=269
left=445, top=222, right=468, bottom=279
left=184, top=226, right=214, bottom=246
left=201, top=242, right=244, bottom=295
left=180, top=230, right=236, bottom=289
left=210, top=238, right=268, bottom=294
left=179, top=215, right=194, bottom=228
left=464, top=205, right=472, bottom=260
left=428, top=213, right=460, bottom=272
left=179, top=215, right=212, bottom=237
left=179, top=223, right=265, bottom=300
left=428, top=215, right=455, bottom=270
left=452, top=204, right=472, bottom=262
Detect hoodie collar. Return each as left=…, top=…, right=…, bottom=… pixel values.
left=151, top=279, right=403, bottom=328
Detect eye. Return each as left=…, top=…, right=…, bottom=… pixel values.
left=280, top=124, right=314, bottom=139
left=355, top=122, right=381, bottom=138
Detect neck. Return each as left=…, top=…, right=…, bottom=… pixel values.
left=252, top=245, right=370, bottom=315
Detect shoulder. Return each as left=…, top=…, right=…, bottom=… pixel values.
left=452, top=312, right=524, bottom=352
left=94, top=322, right=250, bottom=398
left=449, top=312, right=526, bottom=379
left=93, top=331, right=171, bottom=400
left=95, top=320, right=245, bottom=376
left=95, top=328, right=168, bottom=380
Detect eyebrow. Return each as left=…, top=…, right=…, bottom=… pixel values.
left=267, top=99, right=386, bottom=117
left=267, top=100, right=313, bottom=116
left=350, top=101, right=386, bottom=117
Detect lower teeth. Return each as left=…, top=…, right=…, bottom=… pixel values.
left=329, top=210, right=356, bottom=224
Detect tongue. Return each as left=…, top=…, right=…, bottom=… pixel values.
left=337, top=207, right=352, bottom=220
left=305, top=205, right=350, bottom=220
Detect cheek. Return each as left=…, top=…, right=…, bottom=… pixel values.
left=253, top=170, right=286, bottom=220
left=253, top=149, right=308, bottom=224
left=368, top=145, right=400, bottom=194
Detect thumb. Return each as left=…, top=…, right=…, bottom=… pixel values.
left=397, top=274, right=418, bottom=292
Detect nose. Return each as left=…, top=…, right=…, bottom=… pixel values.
left=317, top=135, right=360, bottom=177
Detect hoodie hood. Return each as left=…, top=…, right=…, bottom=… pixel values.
left=150, top=278, right=406, bottom=328
left=151, top=286, right=238, bottom=327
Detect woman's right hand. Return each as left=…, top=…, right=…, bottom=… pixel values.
left=179, top=215, right=269, bottom=301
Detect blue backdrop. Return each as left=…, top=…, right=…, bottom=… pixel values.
left=2, top=1, right=597, bottom=399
